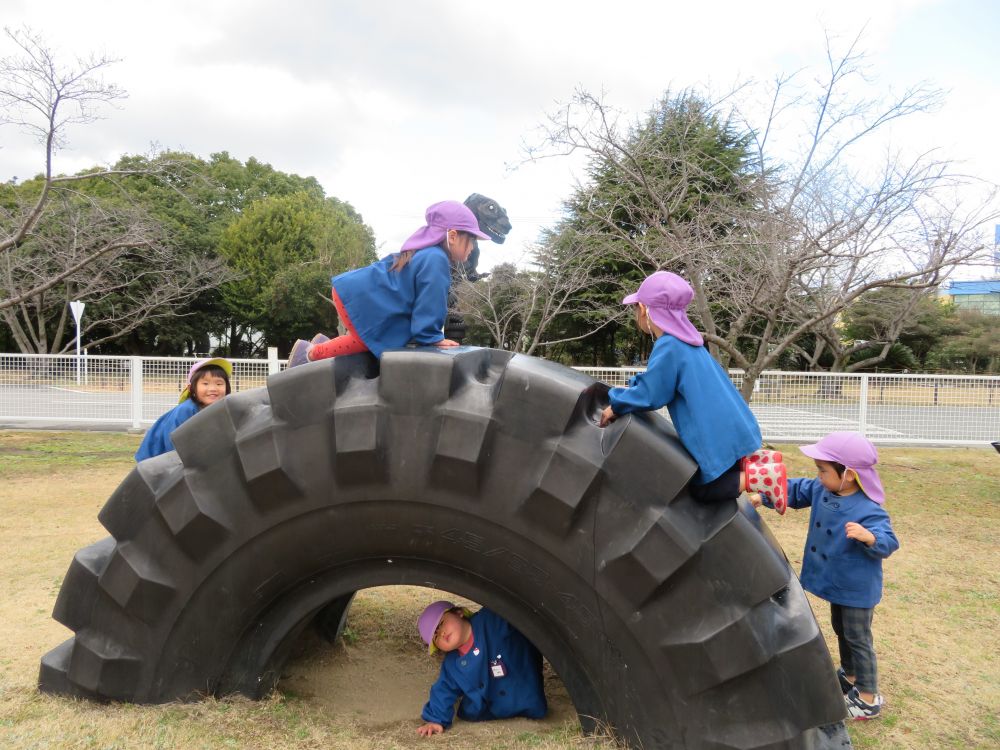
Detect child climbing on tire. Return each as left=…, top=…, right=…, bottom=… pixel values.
left=416, top=600, right=547, bottom=737
left=288, top=200, right=490, bottom=366
left=599, top=271, right=787, bottom=510
left=752, top=431, right=899, bottom=720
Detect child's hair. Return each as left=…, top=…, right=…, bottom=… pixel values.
left=829, top=461, right=847, bottom=477
left=389, top=230, right=477, bottom=272
left=389, top=249, right=415, bottom=272
left=190, top=364, right=232, bottom=406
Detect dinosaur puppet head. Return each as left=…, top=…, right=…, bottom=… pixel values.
left=464, top=193, right=511, bottom=245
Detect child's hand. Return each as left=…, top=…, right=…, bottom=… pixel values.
left=417, top=722, right=444, bottom=737
left=434, top=339, right=460, bottom=348
left=599, top=405, right=616, bottom=427
left=845, top=522, right=875, bottom=547
left=748, top=493, right=763, bottom=508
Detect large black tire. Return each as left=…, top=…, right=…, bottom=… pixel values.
left=40, top=347, right=850, bottom=750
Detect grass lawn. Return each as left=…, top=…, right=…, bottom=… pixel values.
left=0, top=430, right=997, bottom=749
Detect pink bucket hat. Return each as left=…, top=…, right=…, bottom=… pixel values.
left=800, top=431, right=886, bottom=504
left=418, top=600, right=455, bottom=653
left=179, top=357, right=232, bottom=403
left=622, top=271, right=704, bottom=346
left=401, top=201, right=490, bottom=252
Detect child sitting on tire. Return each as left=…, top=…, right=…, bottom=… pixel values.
left=416, top=600, right=547, bottom=737
left=599, top=271, right=787, bottom=510
left=753, top=431, right=899, bottom=720
left=288, top=200, right=490, bottom=366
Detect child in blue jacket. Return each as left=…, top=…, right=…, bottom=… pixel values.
left=134, top=357, right=231, bottom=461
left=288, top=201, right=489, bottom=365
left=755, top=431, right=899, bottom=720
left=416, top=601, right=547, bottom=736
left=599, top=271, right=787, bottom=510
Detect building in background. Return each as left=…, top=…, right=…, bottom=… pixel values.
left=937, top=224, right=1000, bottom=315
left=940, top=279, right=1000, bottom=315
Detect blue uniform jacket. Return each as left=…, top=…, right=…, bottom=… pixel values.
left=608, top=334, right=762, bottom=483
left=134, top=398, right=199, bottom=461
left=331, top=245, right=451, bottom=358
left=770, top=478, right=899, bottom=608
left=422, top=608, right=547, bottom=729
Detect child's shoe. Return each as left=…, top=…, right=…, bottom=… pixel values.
left=743, top=450, right=788, bottom=514
left=845, top=687, right=883, bottom=720
left=288, top=339, right=312, bottom=368
left=836, top=668, right=854, bottom=694
left=310, top=333, right=330, bottom=346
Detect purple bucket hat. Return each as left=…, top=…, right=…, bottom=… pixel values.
left=800, top=431, right=886, bottom=504
left=418, top=600, right=455, bottom=653
left=178, top=357, right=232, bottom=404
left=400, top=201, right=490, bottom=252
left=622, top=271, right=704, bottom=346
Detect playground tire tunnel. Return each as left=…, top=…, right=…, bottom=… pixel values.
left=40, top=347, right=852, bottom=749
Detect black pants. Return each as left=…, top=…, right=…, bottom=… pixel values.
left=831, top=603, right=878, bottom=694
left=689, top=462, right=741, bottom=503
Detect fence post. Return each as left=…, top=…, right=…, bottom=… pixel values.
left=268, top=346, right=280, bottom=376
left=130, top=356, right=144, bottom=431
left=858, top=374, right=869, bottom=437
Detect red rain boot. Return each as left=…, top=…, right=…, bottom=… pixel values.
left=743, top=449, right=788, bottom=514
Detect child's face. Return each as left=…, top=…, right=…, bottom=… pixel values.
left=634, top=305, right=651, bottom=334
left=445, top=230, right=475, bottom=265
left=815, top=459, right=857, bottom=495
left=432, top=611, right=470, bottom=653
left=193, top=373, right=227, bottom=406
left=635, top=304, right=659, bottom=336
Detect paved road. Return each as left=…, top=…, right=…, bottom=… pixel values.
left=0, top=385, right=174, bottom=430
left=1, top=384, right=996, bottom=445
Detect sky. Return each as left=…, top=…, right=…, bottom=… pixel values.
left=2, top=0, right=999, bottom=273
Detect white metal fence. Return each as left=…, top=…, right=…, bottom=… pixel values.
left=0, top=353, right=279, bottom=430
left=573, top=367, right=1000, bottom=446
left=0, top=353, right=997, bottom=446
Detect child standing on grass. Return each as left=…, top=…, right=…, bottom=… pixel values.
left=415, top=600, right=547, bottom=737
left=599, top=271, right=788, bottom=510
left=288, top=200, right=490, bottom=366
left=753, top=431, right=899, bottom=720
left=135, top=357, right=232, bottom=461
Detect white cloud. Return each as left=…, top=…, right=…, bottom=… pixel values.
left=3, top=0, right=997, bottom=271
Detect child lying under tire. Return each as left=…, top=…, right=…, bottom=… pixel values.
left=416, top=600, right=547, bottom=736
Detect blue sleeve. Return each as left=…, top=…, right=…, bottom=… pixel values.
left=608, top=343, right=677, bottom=415
left=786, top=478, right=818, bottom=510
left=409, top=251, right=450, bottom=345
left=421, top=659, right=463, bottom=728
left=860, top=510, right=899, bottom=559
left=763, top=477, right=818, bottom=510
left=135, top=400, right=199, bottom=461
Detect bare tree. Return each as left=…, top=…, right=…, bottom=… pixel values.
left=792, top=192, right=997, bottom=374
left=455, top=243, right=626, bottom=355
left=0, top=190, right=231, bottom=353
left=0, top=28, right=232, bottom=353
left=527, top=32, right=999, bottom=399
left=0, top=27, right=181, bottom=311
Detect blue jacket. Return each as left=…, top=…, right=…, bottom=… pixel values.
left=135, top=398, right=199, bottom=461
left=608, top=334, right=762, bottom=483
left=331, top=245, right=452, bottom=358
left=422, top=608, right=547, bottom=729
left=769, top=478, right=899, bottom=608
